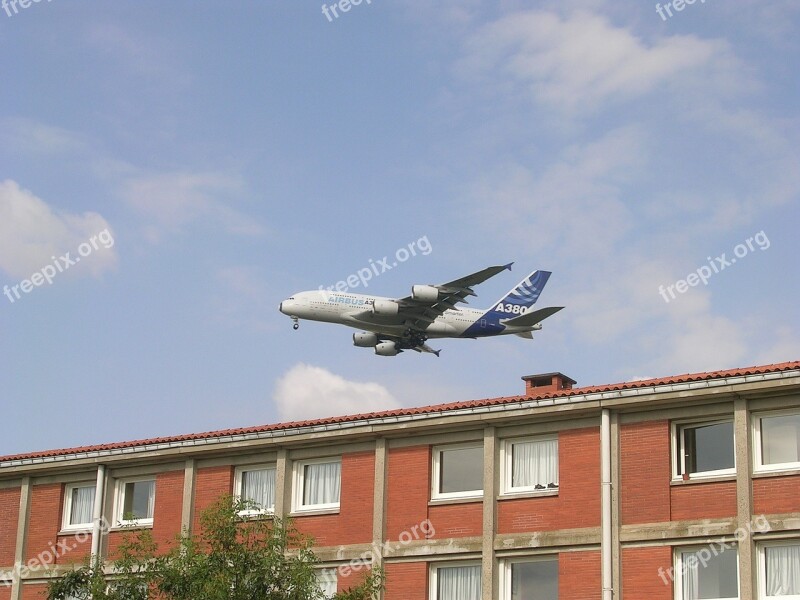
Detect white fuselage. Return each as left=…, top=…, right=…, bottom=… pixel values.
left=279, top=290, right=532, bottom=338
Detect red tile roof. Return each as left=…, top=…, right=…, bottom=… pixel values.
left=2, top=361, right=798, bottom=464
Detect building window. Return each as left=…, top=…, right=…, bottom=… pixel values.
left=115, top=478, right=155, bottom=526
left=501, top=557, right=558, bottom=599
left=675, top=545, right=739, bottom=600
left=293, top=458, right=341, bottom=512
left=675, top=421, right=735, bottom=479
left=502, top=436, right=558, bottom=494
left=430, top=562, right=482, bottom=600
left=755, top=411, right=800, bottom=472
left=758, top=541, right=800, bottom=598
left=432, top=443, right=484, bottom=500
left=315, top=568, right=338, bottom=598
left=234, top=465, right=276, bottom=515
left=62, top=483, right=95, bottom=530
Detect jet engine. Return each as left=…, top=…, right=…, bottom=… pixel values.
left=411, top=285, right=439, bottom=302
left=374, top=341, right=401, bottom=356
left=353, top=332, right=379, bottom=347
left=372, top=299, right=399, bottom=316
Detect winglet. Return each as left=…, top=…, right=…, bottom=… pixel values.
left=504, top=262, right=514, bottom=271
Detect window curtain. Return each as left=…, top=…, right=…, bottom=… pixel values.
left=512, top=439, right=558, bottom=488
left=767, top=544, right=800, bottom=595
left=682, top=552, right=699, bottom=600
left=304, top=462, right=341, bottom=506
left=438, top=565, right=481, bottom=600
left=70, top=486, right=95, bottom=525
left=316, top=569, right=338, bottom=598
left=145, top=480, right=155, bottom=518
left=242, top=469, right=276, bottom=510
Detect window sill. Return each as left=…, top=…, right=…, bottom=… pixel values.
left=498, top=489, right=559, bottom=501
left=670, top=473, right=736, bottom=486
left=429, top=496, right=483, bottom=507
left=752, top=467, right=800, bottom=478
left=58, top=527, right=93, bottom=536
left=109, top=521, right=154, bottom=532
left=290, top=507, right=340, bottom=517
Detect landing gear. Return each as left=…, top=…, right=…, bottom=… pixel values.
left=291, top=317, right=299, bottom=330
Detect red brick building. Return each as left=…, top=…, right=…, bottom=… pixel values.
left=1, top=361, right=799, bottom=600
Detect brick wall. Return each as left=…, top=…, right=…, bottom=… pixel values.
left=621, top=420, right=671, bottom=524
left=192, top=465, right=233, bottom=532
left=622, top=546, right=673, bottom=600
left=384, top=561, right=427, bottom=600
left=670, top=481, right=737, bottom=520
left=20, top=583, right=47, bottom=600
left=498, top=427, right=601, bottom=533
left=0, top=487, right=20, bottom=567
left=753, top=474, right=800, bottom=515
left=427, top=501, right=482, bottom=538
left=386, top=446, right=431, bottom=541
left=560, top=550, right=601, bottom=600
left=24, top=484, right=61, bottom=563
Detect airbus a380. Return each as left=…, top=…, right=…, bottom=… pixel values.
left=279, top=263, right=564, bottom=357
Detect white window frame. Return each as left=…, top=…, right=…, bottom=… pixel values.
left=291, top=457, right=341, bottom=514
left=754, top=409, right=800, bottom=473
left=429, top=560, right=482, bottom=600
left=673, top=544, right=740, bottom=600
left=672, top=419, right=736, bottom=481
left=113, top=476, right=156, bottom=527
left=234, top=464, right=276, bottom=516
left=757, top=540, right=800, bottom=600
left=431, top=442, right=484, bottom=501
left=499, top=555, right=559, bottom=599
left=62, top=482, right=96, bottom=531
left=500, top=435, right=559, bottom=496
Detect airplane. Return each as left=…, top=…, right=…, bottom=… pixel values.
left=278, top=263, right=563, bottom=357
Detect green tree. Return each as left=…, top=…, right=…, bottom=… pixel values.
left=47, top=496, right=383, bottom=600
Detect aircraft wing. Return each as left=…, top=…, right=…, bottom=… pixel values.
left=395, top=263, right=514, bottom=331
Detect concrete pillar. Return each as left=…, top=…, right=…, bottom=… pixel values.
left=11, top=476, right=31, bottom=600
left=735, top=397, right=754, bottom=600
left=482, top=427, right=497, bottom=600
left=180, top=459, right=196, bottom=533
left=372, top=438, right=388, bottom=598
left=611, top=411, right=622, bottom=599
left=275, top=448, right=289, bottom=517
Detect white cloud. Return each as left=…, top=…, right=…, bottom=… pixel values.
left=120, top=171, right=266, bottom=242
left=273, top=364, right=398, bottom=422
left=0, top=118, right=88, bottom=156
left=0, top=180, right=117, bottom=280
left=458, top=10, right=737, bottom=115
left=470, top=126, right=643, bottom=258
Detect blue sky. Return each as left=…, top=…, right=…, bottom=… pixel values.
left=1, top=0, right=798, bottom=456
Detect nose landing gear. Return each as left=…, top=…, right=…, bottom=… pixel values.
left=291, top=317, right=299, bottom=330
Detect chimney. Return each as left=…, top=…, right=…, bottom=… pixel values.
left=521, top=372, right=577, bottom=396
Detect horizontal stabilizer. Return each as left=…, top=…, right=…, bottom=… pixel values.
left=514, top=331, right=534, bottom=339
left=501, top=306, right=564, bottom=327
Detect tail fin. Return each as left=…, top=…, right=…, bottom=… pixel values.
left=483, top=270, right=552, bottom=322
